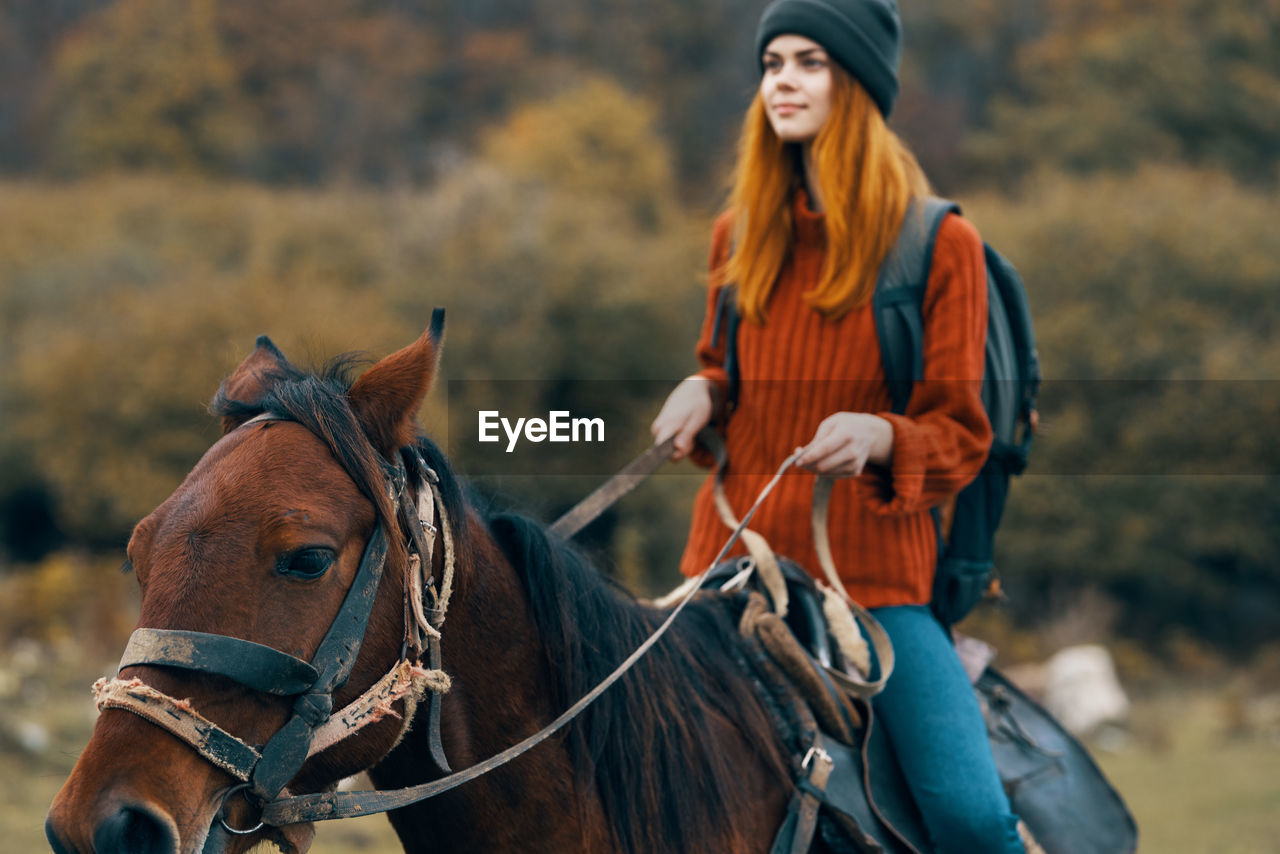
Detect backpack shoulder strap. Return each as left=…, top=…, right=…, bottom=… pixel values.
left=712, top=282, right=741, bottom=411
left=872, top=196, right=960, bottom=414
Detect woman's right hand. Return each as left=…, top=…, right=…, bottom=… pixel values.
left=650, top=376, right=716, bottom=460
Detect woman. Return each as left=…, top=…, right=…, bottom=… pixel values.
left=649, top=1, right=1026, bottom=851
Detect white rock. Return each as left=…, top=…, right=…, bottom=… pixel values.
left=16, top=719, right=50, bottom=754
left=1042, top=644, right=1130, bottom=737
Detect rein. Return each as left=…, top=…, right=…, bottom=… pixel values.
left=262, top=443, right=807, bottom=826
left=92, top=414, right=805, bottom=833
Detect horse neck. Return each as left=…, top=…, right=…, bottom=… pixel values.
left=368, top=510, right=609, bottom=852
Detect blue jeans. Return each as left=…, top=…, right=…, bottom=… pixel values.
left=869, top=605, right=1025, bottom=854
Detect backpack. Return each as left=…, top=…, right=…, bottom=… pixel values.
left=712, top=196, right=1041, bottom=625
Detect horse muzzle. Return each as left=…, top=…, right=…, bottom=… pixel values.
left=46, top=797, right=180, bottom=854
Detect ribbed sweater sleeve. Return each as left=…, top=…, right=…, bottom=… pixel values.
left=856, top=213, right=993, bottom=514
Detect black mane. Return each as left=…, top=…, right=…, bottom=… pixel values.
left=211, top=356, right=785, bottom=852
left=487, top=513, right=789, bottom=854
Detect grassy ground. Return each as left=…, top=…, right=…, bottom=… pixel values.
left=1092, top=689, right=1280, bottom=854
left=5, top=656, right=1277, bottom=853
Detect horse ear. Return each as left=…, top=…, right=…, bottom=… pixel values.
left=213, top=335, right=295, bottom=433
left=348, top=309, right=445, bottom=457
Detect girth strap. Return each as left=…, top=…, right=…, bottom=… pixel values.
left=120, top=628, right=318, bottom=696
left=770, top=734, right=836, bottom=854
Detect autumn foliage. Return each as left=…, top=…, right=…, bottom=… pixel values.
left=0, top=0, right=1277, bottom=658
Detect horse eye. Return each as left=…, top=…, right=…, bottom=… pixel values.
left=278, top=548, right=336, bottom=580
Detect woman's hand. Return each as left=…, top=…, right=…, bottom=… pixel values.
left=796, top=412, right=894, bottom=477
left=650, top=376, right=717, bottom=460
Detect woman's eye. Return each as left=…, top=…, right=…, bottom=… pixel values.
left=278, top=548, right=336, bottom=580
left=803, top=57, right=826, bottom=69
left=763, top=57, right=782, bottom=72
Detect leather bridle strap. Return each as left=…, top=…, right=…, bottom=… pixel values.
left=260, top=447, right=806, bottom=826
left=695, top=431, right=895, bottom=699
left=119, top=629, right=319, bottom=696
left=249, top=520, right=390, bottom=798
left=109, top=511, right=393, bottom=801
left=97, top=409, right=457, bottom=823
left=94, top=677, right=262, bottom=781
left=699, top=430, right=791, bottom=617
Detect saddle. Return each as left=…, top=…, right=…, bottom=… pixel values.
left=702, top=557, right=1137, bottom=854
left=703, top=557, right=926, bottom=854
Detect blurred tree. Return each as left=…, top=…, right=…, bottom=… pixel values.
left=385, top=78, right=710, bottom=584
left=212, top=0, right=444, bottom=183
left=481, top=78, right=676, bottom=230
left=0, top=0, right=110, bottom=172
left=523, top=0, right=764, bottom=202
left=965, top=165, right=1280, bottom=653
left=892, top=0, right=1045, bottom=191
left=966, top=0, right=1280, bottom=185
left=0, top=77, right=710, bottom=576
left=45, top=0, right=253, bottom=175
left=0, top=178, right=411, bottom=545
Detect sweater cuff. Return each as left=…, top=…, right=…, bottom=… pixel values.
left=696, top=366, right=730, bottom=398
left=855, top=412, right=925, bottom=515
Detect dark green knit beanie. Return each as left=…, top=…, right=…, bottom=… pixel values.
left=755, top=0, right=902, bottom=118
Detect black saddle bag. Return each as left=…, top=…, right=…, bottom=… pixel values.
left=977, top=667, right=1137, bottom=853
left=818, top=665, right=1138, bottom=854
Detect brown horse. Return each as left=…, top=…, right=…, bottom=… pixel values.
left=45, top=318, right=793, bottom=854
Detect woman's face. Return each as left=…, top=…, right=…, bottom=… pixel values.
left=760, top=34, right=833, bottom=143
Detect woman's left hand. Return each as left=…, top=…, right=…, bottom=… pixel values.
left=796, top=412, right=894, bottom=477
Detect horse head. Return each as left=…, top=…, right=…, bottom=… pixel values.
left=46, top=313, right=449, bottom=854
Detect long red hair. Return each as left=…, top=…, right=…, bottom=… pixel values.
left=720, top=65, right=930, bottom=323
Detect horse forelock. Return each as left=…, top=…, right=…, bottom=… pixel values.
left=206, top=358, right=471, bottom=589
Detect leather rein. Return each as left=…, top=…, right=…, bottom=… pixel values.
left=94, top=415, right=889, bottom=834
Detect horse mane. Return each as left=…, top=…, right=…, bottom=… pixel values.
left=210, top=357, right=787, bottom=851
left=486, top=513, right=790, bottom=854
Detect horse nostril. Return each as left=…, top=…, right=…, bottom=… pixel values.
left=45, top=815, right=75, bottom=854
left=92, top=804, right=178, bottom=854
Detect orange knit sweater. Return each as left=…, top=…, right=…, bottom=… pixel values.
left=678, top=191, right=993, bottom=608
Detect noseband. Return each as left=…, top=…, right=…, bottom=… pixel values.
left=93, top=412, right=456, bottom=827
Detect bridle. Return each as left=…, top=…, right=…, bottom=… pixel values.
left=91, top=415, right=857, bottom=837
left=93, top=412, right=456, bottom=834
